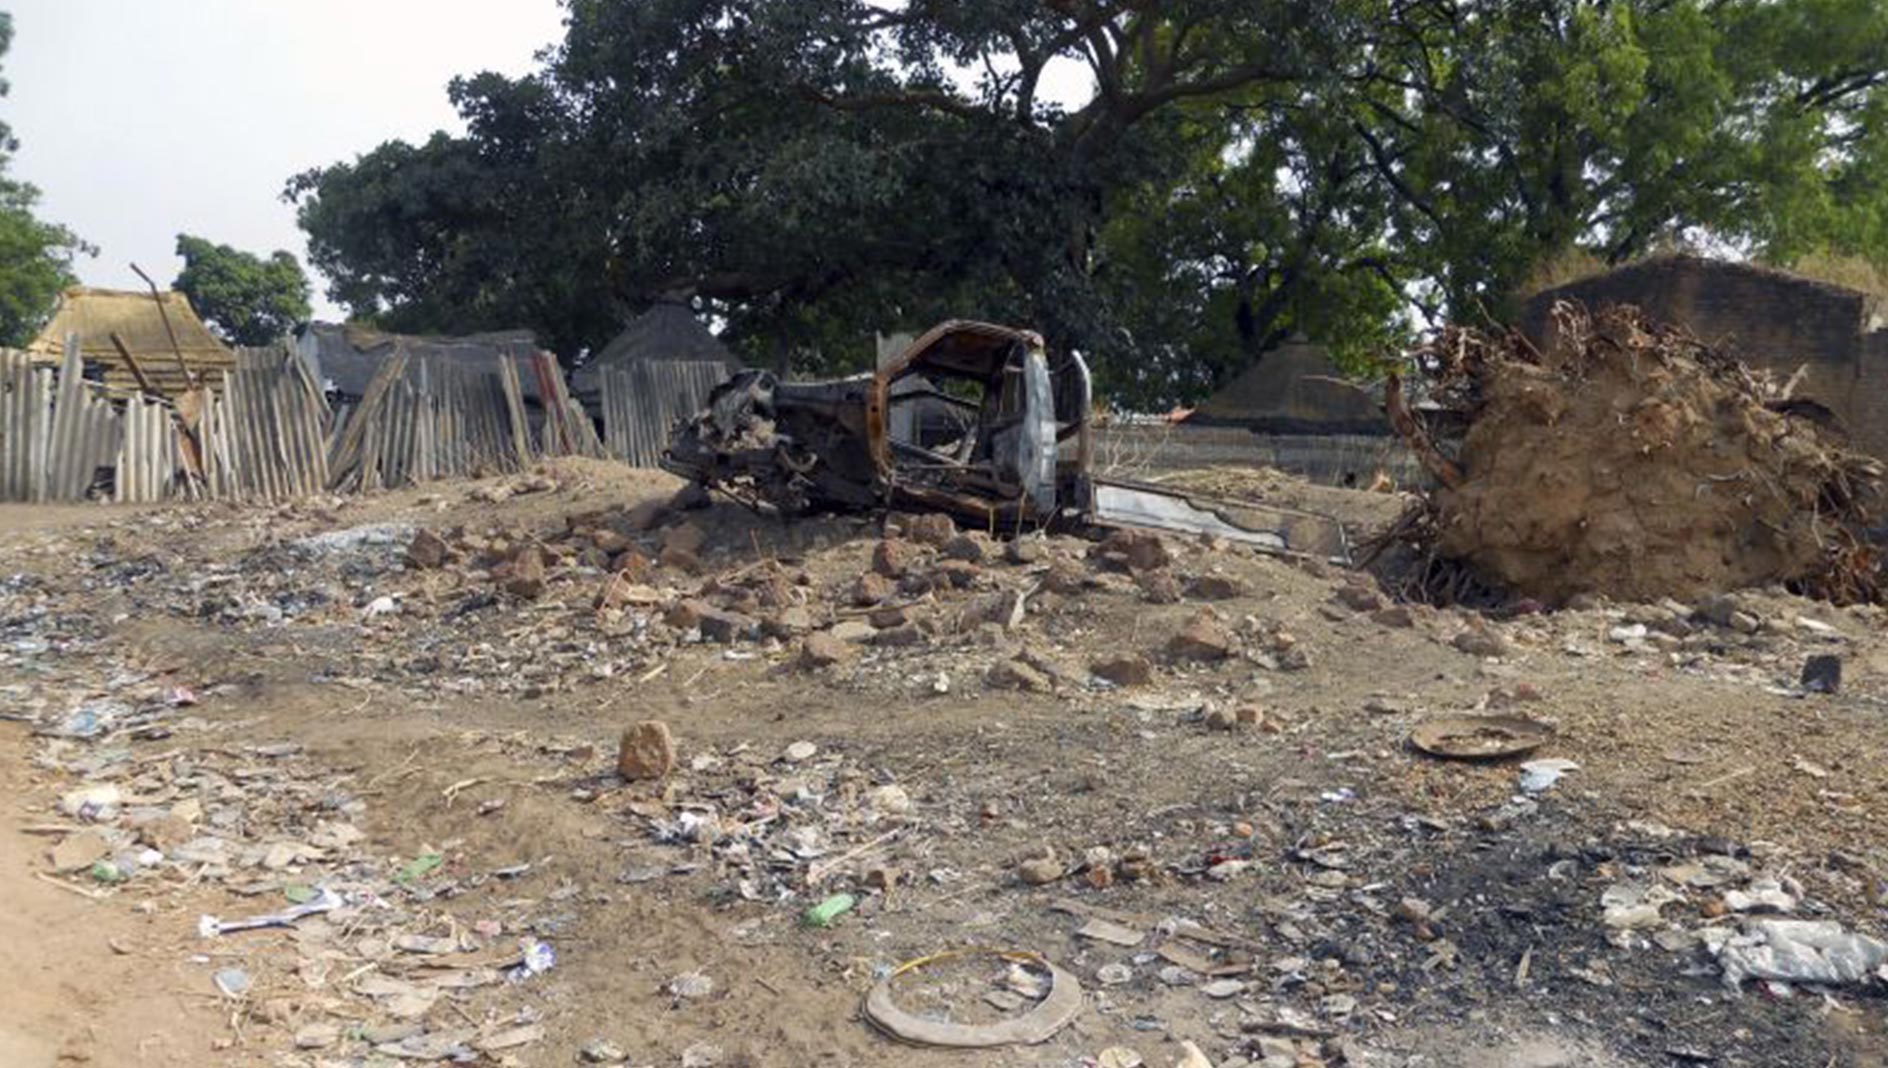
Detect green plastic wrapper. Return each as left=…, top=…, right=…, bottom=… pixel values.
left=802, top=893, right=857, bottom=928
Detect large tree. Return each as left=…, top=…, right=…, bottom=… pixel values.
left=171, top=234, right=312, bottom=346
left=290, top=0, right=1888, bottom=407
left=0, top=11, right=90, bottom=347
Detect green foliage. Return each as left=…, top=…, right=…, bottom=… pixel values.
left=0, top=11, right=90, bottom=347
left=289, top=0, right=1888, bottom=409
left=171, top=235, right=312, bottom=346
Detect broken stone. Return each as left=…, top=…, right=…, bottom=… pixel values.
left=668, top=971, right=715, bottom=999
left=618, top=721, right=676, bottom=781
left=1372, top=605, right=1416, bottom=628
left=906, top=513, right=956, bottom=546
left=591, top=528, right=633, bottom=554
left=135, top=813, right=194, bottom=853
left=796, top=637, right=857, bottom=671
left=1335, top=584, right=1384, bottom=612
left=852, top=572, right=895, bottom=606
left=662, top=522, right=708, bottom=557
left=932, top=560, right=983, bottom=588
left=294, top=1024, right=340, bottom=1050
left=581, top=1039, right=630, bottom=1063
left=872, top=539, right=920, bottom=578
left=1042, top=561, right=1087, bottom=595
left=1166, top=611, right=1234, bottom=662
left=941, top=533, right=988, bottom=563
left=610, top=549, right=654, bottom=582
left=1187, top=574, right=1248, bottom=600
left=869, top=784, right=913, bottom=815
left=830, top=619, right=876, bottom=642
left=963, top=589, right=1026, bottom=630
left=1092, top=653, right=1154, bottom=686
left=50, top=829, right=110, bottom=873
left=1137, top=569, right=1183, bottom=604
left=987, top=658, right=1053, bottom=693
left=1204, top=707, right=1237, bottom=731
left=1452, top=626, right=1510, bottom=658
left=860, top=605, right=906, bottom=630
left=1005, top=538, right=1047, bottom=564
left=696, top=606, right=757, bottom=644
left=1096, top=529, right=1172, bottom=573
left=1802, top=654, right=1842, bottom=694
left=406, top=529, right=450, bottom=569
left=658, top=545, right=705, bottom=574
left=505, top=547, right=548, bottom=599
left=873, top=623, right=928, bottom=647
left=762, top=606, right=815, bottom=639
left=1017, top=856, right=1064, bottom=885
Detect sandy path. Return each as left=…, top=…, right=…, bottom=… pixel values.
left=0, top=725, right=225, bottom=1068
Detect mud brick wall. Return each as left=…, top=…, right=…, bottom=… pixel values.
left=1520, top=256, right=1888, bottom=458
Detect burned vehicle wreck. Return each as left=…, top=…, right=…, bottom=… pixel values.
left=662, top=320, right=1350, bottom=561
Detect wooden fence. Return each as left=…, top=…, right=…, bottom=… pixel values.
left=0, top=339, right=728, bottom=504
left=599, top=360, right=727, bottom=467
left=2, top=340, right=121, bottom=502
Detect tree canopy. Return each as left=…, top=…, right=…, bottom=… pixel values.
left=0, top=11, right=91, bottom=348
left=171, top=234, right=312, bottom=346
left=290, top=0, right=1888, bottom=408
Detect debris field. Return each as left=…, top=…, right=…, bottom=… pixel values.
left=4, top=457, right=1888, bottom=1067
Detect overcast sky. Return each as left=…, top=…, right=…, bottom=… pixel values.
left=4, top=0, right=568, bottom=319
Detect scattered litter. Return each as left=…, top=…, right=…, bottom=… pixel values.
left=1716, top=919, right=1888, bottom=989
left=668, top=971, right=715, bottom=1000
left=1518, top=758, right=1580, bottom=794
left=508, top=938, right=556, bottom=982
left=1801, top=654, right=1842, bottom=694
left=802, top=893, right=857, bottom=928
left=212, top=968, right=251, bottom=998
left=395, top=853, right=444, bottom=884
left=198, top=886, right=342, bottom=937
left=1076, top=918, right=1146, bottom=947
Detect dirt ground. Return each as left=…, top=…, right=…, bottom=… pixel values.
left=3, top=457, right=1887, bottom=1068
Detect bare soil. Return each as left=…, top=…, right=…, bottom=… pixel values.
left=3, top=457, right=1887, bottom=1067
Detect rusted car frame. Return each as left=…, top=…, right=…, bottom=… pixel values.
left=661, top=320, right=1350, bottom=561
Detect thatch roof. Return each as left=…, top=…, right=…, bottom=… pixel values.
left=571, top=303, right=741, bottom=396
left=1188, top=337, right=1387, bottom=435
left=26, top=286, right=235, bottom=397
left=296, top=323, right=547, bottom=402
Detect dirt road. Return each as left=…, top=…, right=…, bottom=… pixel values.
left=3, top=460, right=1887, bottom=1067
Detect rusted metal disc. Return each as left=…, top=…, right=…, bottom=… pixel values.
left=1410, top=715, right=1553, bottom=760
left=863, top=950, right=1083, bottom=1048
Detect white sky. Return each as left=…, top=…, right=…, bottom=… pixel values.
left=4, top=0, right=568, bottom=319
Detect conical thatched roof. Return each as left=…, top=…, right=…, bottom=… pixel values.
left=572, top=303, right=741, bottom=397
left=26, top=286, right=235, bottom=397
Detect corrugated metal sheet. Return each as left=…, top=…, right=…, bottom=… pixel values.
left=600, top=360, right=728, bottom=468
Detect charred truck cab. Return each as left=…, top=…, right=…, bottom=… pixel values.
left=662, top=320, right=1349, bottom=560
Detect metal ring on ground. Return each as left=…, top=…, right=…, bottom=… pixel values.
left=862, top=949, right=1084, bottom=1048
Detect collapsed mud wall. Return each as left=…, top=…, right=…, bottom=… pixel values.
left=1387, top=304, right=1883, bottom=606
